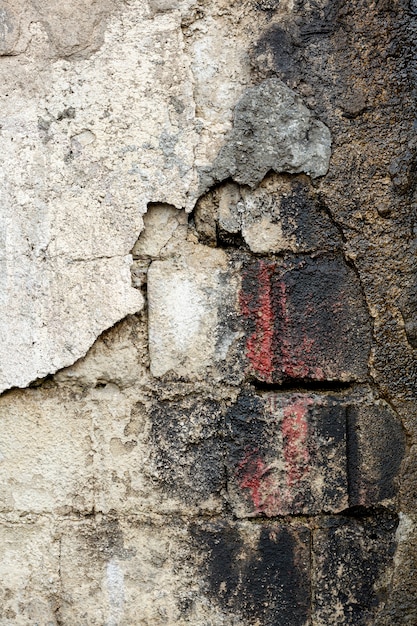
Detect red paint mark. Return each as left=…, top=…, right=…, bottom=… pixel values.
left=237, top=449, right=267, bottom=510
left=281, top=397, right=312, bottom=487
left=240, top=261, right=275, bottom=382
left=240, top=260, right=326, bottom=382
left=237, top=448, right=281, bottom=514
left=236, top=396, right=317, bottom=515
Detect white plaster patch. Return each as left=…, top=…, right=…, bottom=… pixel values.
left=162, top=277, right=206, bottom=353
left=0, top=2, right=201, bottom=391
left=105, top=558, right=125, bottom=626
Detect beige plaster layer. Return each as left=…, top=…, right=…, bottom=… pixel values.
left=0, top=0, right=331, bottom=393
left=0, top=1, right=197, bottom=392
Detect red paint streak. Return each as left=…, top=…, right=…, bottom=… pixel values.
left=282, top=398, right=312, bottom=487
left=276, top=280, right=313, bottom=379
left=241, top=261, right=326, bottom=382
left=237, top=396, right=316, bottom=515
left=240, top=261, right=275, bottom=382
left=237, top=450, right=267, bottom=510
left=237, top=448, right=281, bottom=514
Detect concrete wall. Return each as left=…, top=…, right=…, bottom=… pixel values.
left=0, top=0, right=416, bottom=624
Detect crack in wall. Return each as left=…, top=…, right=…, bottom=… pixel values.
left=0, top=1, right=414, bottom=617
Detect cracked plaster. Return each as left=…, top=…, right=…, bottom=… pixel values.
left=0, top=0, right=330, bottom=393
left=0, top=1, right=410, bottom=623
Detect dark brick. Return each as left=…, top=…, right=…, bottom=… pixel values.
left=278, top=177, right=341, bottom=253
left=313, top=515, right=398, bottom=625
left=148, top=397, right=225, bottom=507
left=191, top=520, right=311, bottom=626
left=347, top=400, right=405, bottom=507
left=240, top=254, right=372, bottom=384
left=226, top=391, right=348, bottom=516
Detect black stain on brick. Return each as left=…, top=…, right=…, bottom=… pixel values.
left=149, top=398, right=225, bottom=505
left=282, top=256, right=370, bottom=380
left=347, top=402, right=406, bottom=507
left=192, top=522, right=242, bottom=603
left=314, top=514, right=398, bottom=625
left=313, top=397, right=348, bottom=506
left=279, top=179, right=341, bottom=252
left=242, top=526, right=311, bottom=625
left=252, top=25, right=300, bottom=81
left=226, top=390, right=268, bottom=451
left=240, top=254, right=372, bottom=384
left=315, top=397, right=346, bottom=442
left=298, top=0, right=345, bottom=41
left=191, top=521, right=311, bottom=626
left=225, top=390, right=276, bottom=515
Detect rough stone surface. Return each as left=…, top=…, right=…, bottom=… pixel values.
left=375, top=513, right=417, bottom=625
left=0, top=0, right=416, bottom=623
left=57, top=516, right=197, bottom=625
left=200, top=77, right=332, bottom=189
left=148, top=394, right=226, bottom=512
left=227, top=391, right=348, bottom=517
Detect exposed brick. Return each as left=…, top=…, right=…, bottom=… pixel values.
left=226, top=391, right=348, bottom=517
left=148, top=396, right=225, bottom=511
left=313, top=515, right=398, bottom=625
left=347, top=399, right=405, bottom=508
left=240, top=254, right=372, bottom=384
left=147, top=245, right=242, bottom=382
left=191, top=520, right=311, bottom=626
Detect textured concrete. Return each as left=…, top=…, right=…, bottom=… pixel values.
left=0, top=0, right=415, bottom=624
left=201, top=78, right=331, bottom=189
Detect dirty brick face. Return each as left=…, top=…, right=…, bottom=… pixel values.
left=313, top=515, right=399, bottom=626
left=0, top=0, right=414, bottom=624
left=148, top=396, right=225, bottom=509
left=226, top=391, right=348, bottom=516
left=191, top=520, right=311, bottom=626
left=240, top=254, right=372, bottom=383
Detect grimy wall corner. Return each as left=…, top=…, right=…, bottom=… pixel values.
left=0, top=1, right=416, bottom=624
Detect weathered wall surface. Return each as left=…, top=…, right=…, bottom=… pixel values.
left=0, top=0, right=416, bottom=624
